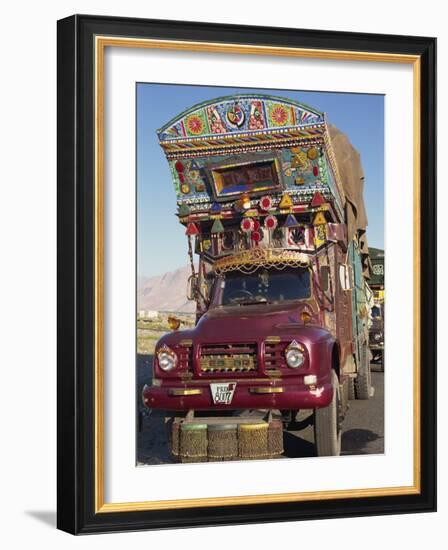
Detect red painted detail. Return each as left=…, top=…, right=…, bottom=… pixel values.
left=240, top=218, right=254, bottom=233
left=310, top=191, right=325, bottom=207
left=313, top=165, right=319, bottom=177
left=264, top=215, right=278, bottom=230
left=186, top=222, right=200, bottom=236
left=251, top=230, right=262, bottom=242
left=175, top=160, right=184, bottom=172
left=259, top=195, right=273, bottom=211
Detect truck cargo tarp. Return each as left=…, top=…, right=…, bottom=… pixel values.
left=328, top=125, right=372, bottom=278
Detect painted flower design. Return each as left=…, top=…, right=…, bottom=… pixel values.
left=270, top=104, right=289, bottom=126
left=186, top=115, right=204, bottom=135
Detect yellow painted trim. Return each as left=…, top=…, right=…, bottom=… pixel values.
left=168, top=388, right=203, bottom=396
left=265, top=336, right=281, bottom=343
left=249, top=387, right=285, bottom=394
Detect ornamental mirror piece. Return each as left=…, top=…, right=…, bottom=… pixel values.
left=57, top=15, right=436, bottom=534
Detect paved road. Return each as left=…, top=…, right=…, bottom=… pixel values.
left=283, top=367, right=384, bottom=458
left=137, top=355, right=384, bottom=464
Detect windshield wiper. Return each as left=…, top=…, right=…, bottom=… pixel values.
left=232, top=297, right=270, bottom=306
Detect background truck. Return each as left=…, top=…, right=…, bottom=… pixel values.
left=142, top=94, right=373, bottom=458
left=368, top=247, right=385, bottom=370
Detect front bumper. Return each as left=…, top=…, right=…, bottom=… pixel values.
left=142, top=376, right=333, bottom=411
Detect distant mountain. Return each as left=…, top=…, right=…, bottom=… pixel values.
left=138, top=265, right=196, bottom=313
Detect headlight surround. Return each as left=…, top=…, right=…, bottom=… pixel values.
left=157, top=345, right=178, bottom=371
left=374, top=332, right=382, bottom=342
left=285, top=341, right=305, bottom=368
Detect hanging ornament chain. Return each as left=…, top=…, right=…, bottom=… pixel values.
left=187, top=235, right=207, bottom=305
left=187, top=235, right=196, bottom=279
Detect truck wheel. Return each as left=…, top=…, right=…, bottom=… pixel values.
left=378, top=351, right=384, bottom=372
left=355, top=344, right=372, bottom=400
left=340, top=378, right=349, bottom=415
left=347, top=377, right=356, bottom=400
left=314, top=370, right=342, bottom=456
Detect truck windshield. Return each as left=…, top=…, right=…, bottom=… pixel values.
left=219, top=267, right=311, bottom=305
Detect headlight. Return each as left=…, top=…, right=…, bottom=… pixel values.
left=285, top=341, right=305, bottom=368
left=157, top=345, right=177, bottom=371
left=374, top=333, right=382, bottom=341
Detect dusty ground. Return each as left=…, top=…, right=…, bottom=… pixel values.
left=136, top=355, right=384, bottom=465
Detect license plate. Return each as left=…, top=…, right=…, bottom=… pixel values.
left=210, top=382, right=236, bottom=405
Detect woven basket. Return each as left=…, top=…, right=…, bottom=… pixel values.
left=238, top=422, right=269, bottom=459
left=179, top=423, right=208, bottom=463
left=169, top=420, right=180, bottom=458
left=207, top=424, right=238, bottom=461
left=267, top=420, right=284, bottom=458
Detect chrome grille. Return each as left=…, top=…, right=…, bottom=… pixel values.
left=199, top=343, right=257, bottom=373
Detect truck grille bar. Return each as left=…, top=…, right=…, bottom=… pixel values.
left=264, top=341, right=288, bottom=370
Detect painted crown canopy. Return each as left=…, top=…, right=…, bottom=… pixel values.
left=154, top=93, right=368, bottom=267
left=156, top=94, right=345, bottom=222
left=157, top=94, right=325, bottom=141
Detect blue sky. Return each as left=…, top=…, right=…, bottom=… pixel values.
left=137, top=83, right=384, bottom=278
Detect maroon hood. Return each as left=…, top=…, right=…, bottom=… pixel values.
left=159, top=301, right=332, bottom=349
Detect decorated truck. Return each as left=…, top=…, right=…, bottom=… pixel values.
left=142, top=95, right=372, bottom=458
left=368, top=247, right=385, bottom=369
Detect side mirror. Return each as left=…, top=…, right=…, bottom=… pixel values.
left=339, top=264, right=354, bottom=291
left=186, top=274, right=199, bottom=301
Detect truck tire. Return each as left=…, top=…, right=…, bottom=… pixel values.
left=314, top=370, right=342, bottom=456
left=340, top=378, right=349, bottom=415
left=355, top=343, right=372, bottom=400
left=378, top=350, right=384, bottom=372
left=347, top=377, right=356, bottom=400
